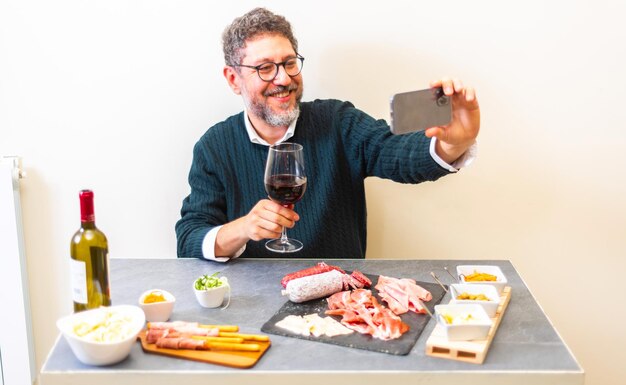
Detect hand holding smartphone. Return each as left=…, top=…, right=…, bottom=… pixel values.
left=389, top=87, right=452, bottom=135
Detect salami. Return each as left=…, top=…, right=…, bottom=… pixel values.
left=350, top=270, right=372, bottom=287
left=280, top=262, right=345, bottom=288
left=282, top=270, right=345, bottom=303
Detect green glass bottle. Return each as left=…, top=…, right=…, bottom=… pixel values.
left=70, top=189, right=111, bottom=312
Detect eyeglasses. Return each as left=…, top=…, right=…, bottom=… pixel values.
left=233, top=54, right=304, bottom=82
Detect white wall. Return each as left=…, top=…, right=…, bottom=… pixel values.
left=1, top=1, right=624, bottom=384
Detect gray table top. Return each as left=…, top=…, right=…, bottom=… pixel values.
left=41, top=258, right=583, bottom=385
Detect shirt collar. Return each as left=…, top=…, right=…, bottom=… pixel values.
left=243, top=108, right=299, bottom=146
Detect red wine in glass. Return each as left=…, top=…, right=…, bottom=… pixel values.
left=264, top=143, right=306, bottom=253
left=265, top=174, right=307, bottom=206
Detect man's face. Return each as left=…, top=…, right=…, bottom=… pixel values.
left=235, top=35, right=303, bottom=128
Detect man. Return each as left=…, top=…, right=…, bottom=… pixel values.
left=176, top=7, right=480, bottom=261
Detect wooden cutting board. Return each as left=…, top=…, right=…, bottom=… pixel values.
left=137, top=330, right=271, bottom=369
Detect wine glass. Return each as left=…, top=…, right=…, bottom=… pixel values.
left=264, top=142, right=307, bottom=253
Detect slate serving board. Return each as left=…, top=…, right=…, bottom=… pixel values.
left=261, top=273, right=447, bottom=355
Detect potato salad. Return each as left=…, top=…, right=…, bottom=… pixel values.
left=72, top=309, right=135, bottom=342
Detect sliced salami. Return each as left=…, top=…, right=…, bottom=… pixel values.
left=350, top=270, right=372, bottom=287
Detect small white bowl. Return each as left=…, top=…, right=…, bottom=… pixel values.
left=449, top=283, right=501, bottom=317
left=435, top=304, right=493, bottom=341
left=56, top=305, right=145, bottom=366
left=138, top=289, right=175, bottom=322
left=193, top=277, right=230, bottom=308
left=456, top=265, right=508, bottom=294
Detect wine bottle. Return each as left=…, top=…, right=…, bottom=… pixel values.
left=70, top=189, right=111, bottom=312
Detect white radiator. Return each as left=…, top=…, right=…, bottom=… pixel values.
left=0, top=156, right=35, bottom=385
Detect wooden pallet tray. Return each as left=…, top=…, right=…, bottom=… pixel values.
left=425, top=286, right=511, bottom=364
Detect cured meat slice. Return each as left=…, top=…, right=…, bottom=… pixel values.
left=155, top=337, right=207, bottom=350
left=147, top=321, right=219, bottom=337
left=375, top=276, right=433, bottom=315
left=342, top=274, right=365, bottom=290
left=178, top=338, right=207, bottom=350
left=350, top=270, right=372, bottom=287
left=325, top=289, right=409, bottom=340
left=155, top=337, right=182, bottom=349
left=149, top=321, right=199, bottom=330
left=146, top=328, right=182, bottom=344
left=327, top=291, right=352, bottom=310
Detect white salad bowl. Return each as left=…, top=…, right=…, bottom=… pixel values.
left=193, top=277, right=230, bottom=308
left=449, top=283, right=501, bottom=317
left=434, top=304, right=493, bottom=341
left=56, top=305, right=145, bottom=366
left=456, top=265, right=508, bottom=294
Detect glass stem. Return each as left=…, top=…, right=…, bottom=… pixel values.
left=279, top=226, right=289, bottom=244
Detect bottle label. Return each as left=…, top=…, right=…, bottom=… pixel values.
left=70, top=259, right=88, bottom=304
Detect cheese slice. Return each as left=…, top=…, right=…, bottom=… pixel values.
left=275, top=313, right=353, bottom=337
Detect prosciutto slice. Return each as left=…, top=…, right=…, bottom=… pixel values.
left=155, top=337, right=207, bottom=350
left=146, top=320, right=226, bottom=351
left=325, top=289, right=409, bottom=340
left=146, top=328, right=179, bottom=344
left=148, top=321, right=199, bottom=329
left=147, top=321, right=218, bottom=337
left=146, top=320, right=219, bottom=346
left=374, top=275, right=432, bottom=315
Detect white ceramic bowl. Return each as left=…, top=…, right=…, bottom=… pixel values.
left=56, top=305, right=145, bottom=366
left=449, top=283, right=501, bottom=317
left=434, top=304, right=493, bottom=341
left=193, top=277, right=230, bottom=308
left=456, top=265, right=508, bottom=294
left=138, top=289, right=175, bottom=322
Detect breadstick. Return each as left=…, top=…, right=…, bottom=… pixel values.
left=205, top=341, right=261, bottom=352
left=218, top=332, right=270, bottom=342
left=199, top=324, right=239, bottom=332
left=191, top=336, right=245, bottom=344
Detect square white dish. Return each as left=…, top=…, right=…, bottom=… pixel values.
left=456, top=265, right=507, bottom=294
left=434, top=304, right=493, bottom=341
left=449, top=283, right=501, bottom=317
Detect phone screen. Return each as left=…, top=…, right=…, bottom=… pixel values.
left=390, top=87, right=451, bottom=135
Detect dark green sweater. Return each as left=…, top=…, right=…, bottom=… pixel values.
left=176, top=99, right=451, bottom=259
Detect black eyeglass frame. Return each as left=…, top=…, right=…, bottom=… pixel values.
left=232, top=54, right=305, bottom=82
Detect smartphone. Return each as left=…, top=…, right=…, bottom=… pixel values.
left=389, top=87, right=452, bottom=135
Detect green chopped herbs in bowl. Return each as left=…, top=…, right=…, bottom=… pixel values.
left=194, top=272, right=227, bottom=291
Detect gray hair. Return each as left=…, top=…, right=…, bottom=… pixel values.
left=222, top=8, right=298, bottom=66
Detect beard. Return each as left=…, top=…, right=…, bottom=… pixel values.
left=243, top=83, right=303, bottom=128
